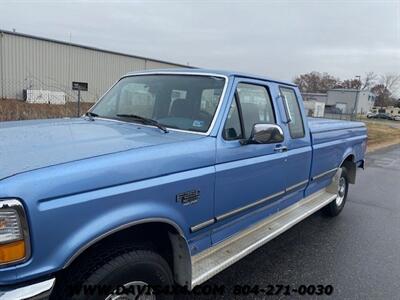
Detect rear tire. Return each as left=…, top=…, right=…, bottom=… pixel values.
left=323, top=167, right=349, bottom=217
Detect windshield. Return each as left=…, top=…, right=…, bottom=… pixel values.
left=91, top=74, right=226, bottom=133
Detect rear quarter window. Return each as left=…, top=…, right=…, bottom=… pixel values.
left=280, top=87, right=305, bottom=139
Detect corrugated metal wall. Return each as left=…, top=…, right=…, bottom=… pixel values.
left=0, top=31, right=187, bottom=102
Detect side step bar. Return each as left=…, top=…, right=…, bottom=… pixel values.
left=191, top=189, right=337, bottom=287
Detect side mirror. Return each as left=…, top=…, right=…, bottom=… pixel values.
left=241, top=123, right=285, bottom=145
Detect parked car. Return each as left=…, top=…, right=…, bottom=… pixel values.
left=366, top=111, right=377, bottom=118
left=393, top=115, right=400, bottom=121
left=369, top=113, right=394, bottom=120
left=0, top=69, right=367, bottom=299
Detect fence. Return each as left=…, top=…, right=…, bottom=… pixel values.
left=0, top=76, right=94, bottom=121
left=306, top=110, right=363, bottom=121
left=0, top=76, right=99, bottom=121
left=0, top=98, right=93, bottom=122
left=321, top=112, right=361, bottom=121
left=0, top=76, right=100, bottom=103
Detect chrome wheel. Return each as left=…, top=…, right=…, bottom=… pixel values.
left=336, top=176, right=346, bottom=206
left=105, top=281, right=156, bottom=300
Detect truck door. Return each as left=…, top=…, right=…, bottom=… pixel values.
left=212, top=78, right=288, bottom=244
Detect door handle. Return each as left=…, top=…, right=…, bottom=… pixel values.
left=274, top=145, right=288, bottom=152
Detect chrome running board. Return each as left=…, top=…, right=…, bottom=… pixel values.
left=191, top=189, right=337, bottom=288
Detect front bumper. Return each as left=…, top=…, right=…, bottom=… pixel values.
left=0, top=278, right=55, bottom=300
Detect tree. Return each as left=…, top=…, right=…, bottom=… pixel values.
left=371, top=84, right=392, bottom=107
left=294, top=71, right=400, bottom=107
left=360, top=72, right=378, bottom=90
left=293, top=72, right=340, bottom=93
left=371, top=74, right=400, bottom=107
left=334, top=72, right=377, bottom=90
left=337, top=79, right=361, bottom=89
left=381, top=74, right=400, bottom=94
left=293, top=71, right=376, bottom=93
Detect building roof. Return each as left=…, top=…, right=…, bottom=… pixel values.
left=125, top=68, right=297, bottom=87
left=0, top=29, right=192, bottom=68
left=0, top=29, right=297, bottom=87
left=329, top=88, right=376, bottom=96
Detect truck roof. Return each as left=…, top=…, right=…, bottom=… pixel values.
left=125, top=68, right=297, bottom=87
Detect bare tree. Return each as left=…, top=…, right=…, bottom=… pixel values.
left=294, top=71, right=400, bottom=108
left=337, top=79, right=362, bottom=89
left=380, top=74, right=400, bottom=94
left=371, top=84, right=392, bottom=107
left=336, top=72, right=377, bottom=90
left=371, top=74, right=400, bottom=107
left=361, top=72, right=378, bottom=90
left=293, top=72, right=340, bottom=93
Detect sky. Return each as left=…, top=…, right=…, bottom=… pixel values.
left=0, top=0, right=399, bottom=84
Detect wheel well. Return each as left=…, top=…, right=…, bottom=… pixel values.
left=60, top=222, right=191, bottom=287
left=341, top=154, right=356, bottom=184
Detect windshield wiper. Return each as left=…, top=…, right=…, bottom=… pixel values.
left=84, top=111, right=99, bottom=121
left=116, top=114, right=169, bottom=133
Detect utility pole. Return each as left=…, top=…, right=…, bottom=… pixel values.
left=77, top=85, right=81, bottom=117
left=353, top=75, right=361, bottom=120
left=0, top=31, right=3, bottom=99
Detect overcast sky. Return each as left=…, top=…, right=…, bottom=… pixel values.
left=0, top=0, right=399, bottom=83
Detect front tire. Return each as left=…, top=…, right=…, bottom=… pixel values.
left=54, top=249, right=174, bottom=300
left=323, top=167, right=349, bottom=217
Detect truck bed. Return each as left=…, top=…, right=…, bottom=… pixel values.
left=306, top=117, right=367, bottom=196
left=308, top=117, right=365, bottom=134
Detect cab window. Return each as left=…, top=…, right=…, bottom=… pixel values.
left=223, top=83, right=275, bottom=140
left=280, top=87, right=305, bottom=138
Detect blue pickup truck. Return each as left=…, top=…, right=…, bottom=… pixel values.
left=0, top=69, right=367, bottom=299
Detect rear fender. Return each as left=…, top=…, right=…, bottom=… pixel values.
left=340, top=150, right=357, bottom=184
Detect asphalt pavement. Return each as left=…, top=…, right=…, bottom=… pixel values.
left=179, top=145, right=400, bottom=299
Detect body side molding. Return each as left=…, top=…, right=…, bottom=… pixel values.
left=285, top=180, right=309, bottom=192
left=190, top=219, right=215, bottom=233
left=312, top=168, right=338, bottom=181
left=190, top=188, right=337, bottom=288
left=215, top=190, right=285, bottom=222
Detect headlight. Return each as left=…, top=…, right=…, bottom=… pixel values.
left=0, top=199, right=30, bottom=266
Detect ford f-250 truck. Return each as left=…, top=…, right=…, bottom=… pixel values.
left=0, top=69, right=366, bottom=299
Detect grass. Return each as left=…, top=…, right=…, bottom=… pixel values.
left=366, top=121, right=400, bottom=152
left=0, top=98, right=93, bottom=122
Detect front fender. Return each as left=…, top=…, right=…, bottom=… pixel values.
left=61, top=203, right=188, bottom=268
left=0, top=164, right=216, bottom=285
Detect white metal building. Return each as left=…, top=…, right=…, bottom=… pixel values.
left=302, top=89, right=376, bottom=115
left=0, top=30, right=191, bottom=102
left=326, top=89, right=376, bottom=114
left=301, top=92, right=328, bottom=104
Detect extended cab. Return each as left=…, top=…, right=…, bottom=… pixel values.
left=0, top=70, right=367, bottom=299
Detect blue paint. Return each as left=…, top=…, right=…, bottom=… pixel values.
left=0, top=69, right=366, bottom=286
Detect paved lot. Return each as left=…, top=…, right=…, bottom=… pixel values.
left=180, top=145, right=400, bottom=299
